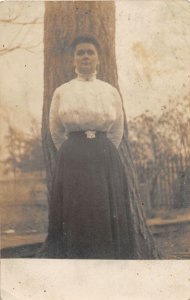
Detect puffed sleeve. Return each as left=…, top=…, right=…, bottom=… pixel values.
left=49, top=88, right=66, bottom=150
left=107, top=88, right=124, bottom=148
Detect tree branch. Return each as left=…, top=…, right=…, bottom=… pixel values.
left=0, top=16, right=43, bottom=25
left=0, top=41, right=43, bottom=55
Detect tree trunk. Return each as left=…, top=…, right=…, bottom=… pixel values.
left=42, top=1, right=160, bottom=259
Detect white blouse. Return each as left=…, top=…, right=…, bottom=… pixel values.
left=49, top=77, right=124, bottom=149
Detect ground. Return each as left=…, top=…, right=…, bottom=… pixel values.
left=1, top=174, right=190, bottom=258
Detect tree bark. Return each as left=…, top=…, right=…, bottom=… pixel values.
left=42, top=1, right=160, bottom=259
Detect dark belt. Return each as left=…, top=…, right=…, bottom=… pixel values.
left=69, top=130, right=106, bottom=139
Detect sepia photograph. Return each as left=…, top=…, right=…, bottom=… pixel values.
left=0, top=0, right=190, bottom=298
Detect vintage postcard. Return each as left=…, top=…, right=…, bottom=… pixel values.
left=0, top=0, right=190, bottom=299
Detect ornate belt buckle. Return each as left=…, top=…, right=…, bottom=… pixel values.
left=85, top=130, right=96, bottom=139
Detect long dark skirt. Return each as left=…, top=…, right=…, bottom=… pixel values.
left=46, top=132, right=134, bottom=259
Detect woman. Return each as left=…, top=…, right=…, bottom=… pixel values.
left=46, top=35, right=133, bottom=259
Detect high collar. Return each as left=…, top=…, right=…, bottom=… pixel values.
left=75, top=68, right=97, bottom=82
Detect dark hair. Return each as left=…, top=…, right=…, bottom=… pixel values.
left=71, top=35, right=101, bottom=54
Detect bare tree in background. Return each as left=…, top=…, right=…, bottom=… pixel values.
left=0, top=3, right=43, bottom=55
left=0, top=2, right=43, bottom=171
left=42, top=1, right=160, bottom=259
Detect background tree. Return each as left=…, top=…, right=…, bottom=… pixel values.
left=4, top=122, right=44, bottom=174
left=42, top=1, right=160, bottom=259
left=128, top=91, right=190, bottom=209
left=0, top=2, right=43, bottom=55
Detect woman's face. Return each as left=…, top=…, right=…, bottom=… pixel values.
left=74, top=43, right=99, bottom=75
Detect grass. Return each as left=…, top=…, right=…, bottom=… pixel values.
left=0, top=172, right=48, bottom=248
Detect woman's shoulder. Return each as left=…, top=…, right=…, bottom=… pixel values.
left=96, top=79, right=119, bottom=95
left=96, top=79, right=114, bottom=88
left=54, top=79, right=76, bottom=94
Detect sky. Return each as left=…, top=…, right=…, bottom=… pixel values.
left=0, top=0, right=190, bottom=153
left=116, top=0, right=190, bottom=116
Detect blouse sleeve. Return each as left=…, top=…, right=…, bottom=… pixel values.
left=107, top=88, right=124, bottom=148
left=49, top=88, right=66, bottom=150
